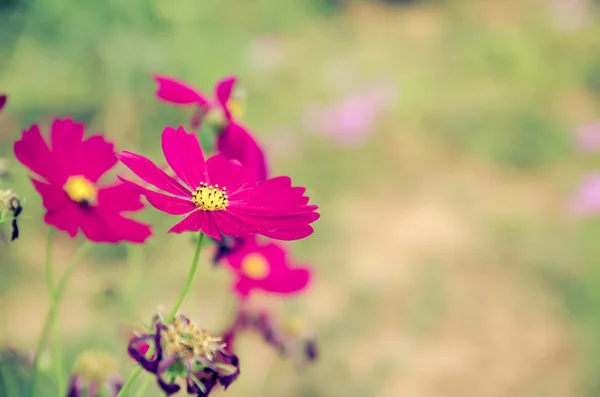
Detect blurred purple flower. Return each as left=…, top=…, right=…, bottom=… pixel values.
left=0, top=94, right=6, bottom=113
left=576, top=122, right=600, bottom=152
left=570, top=173, right=600, bottom=215
left=303, top=82, right=398, bottom=147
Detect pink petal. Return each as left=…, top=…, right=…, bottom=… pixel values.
left=205, top=154, right=249, bottom=192
left=259, top=225, right=315, bottom=241
left=217, top=123, right=268, bottom=182
left=161, top=126, right=206, bottom=189
left=266, top=268, right=311, bottom=294
left=31, top=178, right=79, bottom=237
left=570, top=173, right=600, bottom=215
left=201, top=214, right=222, bottom=240
left=14, top=124, right=66, bottom=185
left=97, top=182, right=144, bottom=213
left=214, top=76, right=237, bottom=119
left=169, top=211, right=206, bottom=234
left=153, top=75, right=209, bottom=106
left=212, top=211, right=254, bottom=238
left=50, top=119, right=84, bottom=172
left=78, top=135, right=117, bottom=183
left=116, top=151, right=190, bottom=198
left=117, top=176, right=196, bottom=215
left=91, top=206, right=153, bottom=243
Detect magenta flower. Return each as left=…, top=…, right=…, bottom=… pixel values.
left=0, top=94, right=6, bottom=113
left=218, top=237, right=311, bottom=299
left=117, top=126, right=318, bottom=241
left=153, top=75, right=268, bottom=181
left=13, top=118, right=152, bottom=243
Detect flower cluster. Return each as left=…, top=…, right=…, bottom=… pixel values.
left=7, top=73, right=319, bottom=397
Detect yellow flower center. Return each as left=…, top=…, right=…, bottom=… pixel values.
left=283, top=318, right=307, bottom=336
left=240, top=253, right=270, bottom=280
left=227, top=99, right=244, bottom=120
left=63, top=175, right=97, bottom=205
left=72, top=349, right=118, bottom=384
left=192, top=183, right=228, bottom=211
left=162, top=317, right=224, bottom=360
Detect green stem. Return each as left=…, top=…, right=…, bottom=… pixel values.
left=43, top=229, right=66, bottom=396
left=117, top=232, right=205, bottom=397
left=28, top=239, right=94, bottom=397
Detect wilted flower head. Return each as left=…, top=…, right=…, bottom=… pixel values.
left=128, top=314, right=240, bottom=396
left=216, top=236, right=312, bottom=299
left=0, top=189, right=22, bottom=241
left=67, top=349, right=123, bottom=397
left=224, top=308, right=317, bottom=368
left=153, top=75, right=268, bottom=181
left=117, top=126, right=319, bottom=241
left=13, top=118, right=152, bottom=243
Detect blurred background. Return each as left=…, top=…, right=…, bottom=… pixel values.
left=2, top=0, right=600, bottom=395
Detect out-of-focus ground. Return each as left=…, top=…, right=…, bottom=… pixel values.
left=2, top=0, right=600, bottom=396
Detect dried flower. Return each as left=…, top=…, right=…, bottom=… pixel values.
left=224, top=309, right=317, bottom=368
left=128, top=314, right=240, bottom=396
left=0, top=189, right=22, bottom=241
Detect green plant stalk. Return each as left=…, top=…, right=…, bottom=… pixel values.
left=28, top=239, right=94, bottom=397
left=117, top=232, right=205, bottom=397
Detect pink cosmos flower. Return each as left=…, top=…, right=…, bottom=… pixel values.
left=116, top=126, right=319, bottom=241
left=0, top=94, right=6, bottom=113
left=218, top=236, right=311, bottom=299
left=576, top=122, right=600, bottom=152
left=570, top=173, right=600, bottom=215
left=153, top=75, right=268, bottom=181
left=13, top=118, right=152, bottom=243
left=304, top=83, right=397, bottom=147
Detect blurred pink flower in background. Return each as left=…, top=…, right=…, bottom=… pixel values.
left=248, top=36, right=284, bottom=71
left=576, top=121, right=600, bottom=152
left=549, top=0, right=594, bottom=31
left=570, top=174, right=600, bottom=215
left=303, top=81, right=398, bottom=147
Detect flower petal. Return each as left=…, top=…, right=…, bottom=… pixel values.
left=78, top=135, right=117, bottom=183
left=161, top=126, right=206, bottom=189
left=14, top=124, right=66, bottom=185
left=0, top=94, right=6, bottom=112
left=169, top=210, right=206, bottom=234
left=98, top=182, right=144, bottom=213
left=31, top=178, right=79, bottom=237
left=205, top=154, right=249, bottom=192
left=217, top=123, right=268, bottom=182
left=214, top=76, right=237, bottom=111
left=153, top=75, right=209, bottom=106
left=116, top=151, right=190, bottom=197
left=50, top=118, right=84, bottom=176
left=117, top=177, right=196, bottom=215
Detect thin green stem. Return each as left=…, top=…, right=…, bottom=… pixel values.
left=117, top=232, right=205, bottom=397
left=43, top=229, right=67, bottom=396
left=167, top=232, right=204, bottom=322
left=1, top=364, right=18, bottom=397
left=28, top=240, right=94, bottom=397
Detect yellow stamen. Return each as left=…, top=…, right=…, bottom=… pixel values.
left=63, top=175, right=97, bottom=205
left=162, top=317, right=224, bottom=360
left=227, top=99, right=244, bottom=120
left=240, top=253, right=270, bottom=280
left=192, top=183, right=228, bottom=211
left=283, top=318, right=307, bottom=336
left=72, top=349, right=118, bottom=384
